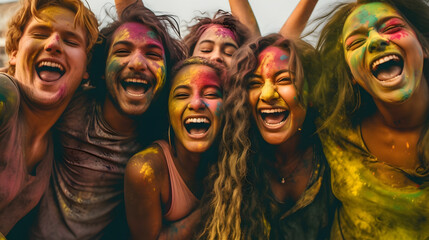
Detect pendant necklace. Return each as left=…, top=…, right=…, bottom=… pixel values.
left=272, top=159, right=301, bottom=184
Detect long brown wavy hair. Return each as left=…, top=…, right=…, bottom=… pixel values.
left=313, top=0, right=429, bottom=175
left=199, top=34, right=320, bottom=239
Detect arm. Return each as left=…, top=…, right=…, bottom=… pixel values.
left=125, top=146, right=202, bottom=240
left=124, top=148, right=163, bottom=240
left=0, top=73, right=19, bottom=130
left=114, top=0, right=144, bottom=17
left=279, top=0, right=318, bottom=38
left=229, top=0, right=261, bottom=37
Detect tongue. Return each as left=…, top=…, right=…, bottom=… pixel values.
left=263, top=113, right=286, bottom=124
left=376, top=65, right=402, bottom=81
left=125, top=85, right=146, bottom=96
left=39, top=71, right=61, bottom=82
left=189, top=128, right=207, bottom=135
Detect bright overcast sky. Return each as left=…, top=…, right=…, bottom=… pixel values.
left=89, top=0, right=338, bottom=36
left=0, top=0, right=339, bottom=40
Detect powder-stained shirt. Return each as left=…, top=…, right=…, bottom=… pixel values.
left=0, top=74, right=53, bottom=235
left=319, top=121, right=429, bottom=239
left=30, top=88, right=144, bottom=240
left=270, top=140, right=337, bottom=240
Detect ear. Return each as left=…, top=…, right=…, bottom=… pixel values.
left=83, top=71, right=89, bottom=80
left=8, top=50, right=17, bottom=66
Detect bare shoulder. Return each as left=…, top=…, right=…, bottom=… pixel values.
left=125, top=142, right=168, bottom=186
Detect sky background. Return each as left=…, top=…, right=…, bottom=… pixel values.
left=0, top=0, right=341, bottom=43
left=88, top=0, right=339, bottom=37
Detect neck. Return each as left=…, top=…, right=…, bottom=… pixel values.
left=274, top=132, right=303, bottom=166
left=103, top=96, right=137, bottom=135
left=21, top=99, right=65, bottom=141
left=173, top=138, right=205, bottom=183
left=373, top=78, right=429, bottom=129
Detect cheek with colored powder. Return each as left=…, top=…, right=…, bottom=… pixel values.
left=154, top=64, right=166, bottom=94
left=215, top=102, right=223, bottom=117
left=389, top=31, right=410, bottom=41
left=105, top=59, right=123, bottom=82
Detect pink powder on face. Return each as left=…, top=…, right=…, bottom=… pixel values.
left=210, top=24, right=238, bottom=42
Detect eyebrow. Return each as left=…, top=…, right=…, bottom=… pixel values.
left=344, top=16, right=401, bottom=40
left=28, top=24, right=85, bottom=44
left=251, top=69, right=292, bottom=79
left=173, top=85, right=191, bottom=93
left=198, top=39, right=238, bottom=49
left=173, top=83, right=221, bottom=92
left=223, top=42, right=238, bottom=49
left=112, top=41, right=164, bottom=50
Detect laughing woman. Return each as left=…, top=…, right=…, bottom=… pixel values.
left=200, top=34, right=337, bottom=240
left=314, top=0, right=429, bottom=238
left=124, top=57, right=226, bottom=240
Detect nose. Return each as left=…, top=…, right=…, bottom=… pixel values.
left=128, top=51, right=148, bottom=72
left=368, top=31, right=389, bottom=53
left=259, top=82, right=279, bottom=103
left=188, top=95, right=206, bottom=111
left=209, top=49, right=224, bottom=65
left=44, top=33, right=62, bottom=54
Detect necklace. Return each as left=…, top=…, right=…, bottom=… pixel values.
left=269, top=159, right=302, bottom=184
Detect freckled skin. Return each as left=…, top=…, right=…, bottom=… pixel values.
left=248, top=46, right=306, bottom=145
left=168, top=64, right=223, bottom=153
left=342, top=2, right=425, bottom=103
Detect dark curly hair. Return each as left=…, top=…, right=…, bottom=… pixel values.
left=88, top=3, right=187, bottom=145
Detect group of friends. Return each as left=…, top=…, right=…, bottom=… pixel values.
left=0, top=0, right=428, bottom=239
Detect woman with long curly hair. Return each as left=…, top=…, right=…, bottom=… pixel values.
left=314, top=0, right=429, bottom=238
left=200, top=34, right=337, bottom=240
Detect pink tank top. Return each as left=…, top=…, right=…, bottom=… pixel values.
left=155, top=140, right=199, bottom=222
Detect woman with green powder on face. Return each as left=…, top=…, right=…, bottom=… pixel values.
left=314, top=0, right=429, bottom=238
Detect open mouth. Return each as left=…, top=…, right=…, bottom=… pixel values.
left=184, top=117, right=211, bottom=135
left=121, top=78, right=151, bottom=96
left=260, top=108, right=289, bottom=126
left=36, top=61, right=65, bottom=82
left=371, top=54, right=404, bottom=81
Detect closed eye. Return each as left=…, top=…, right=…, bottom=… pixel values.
left=382, top=25, right=403, bottom=34
left=248, top=78, right=263, bottom=89
left=346, top=38, right=365, bottom=51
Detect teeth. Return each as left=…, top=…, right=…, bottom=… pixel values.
left=372, top=55, right=400, bottom=70
left=260, top=108, right=286, bottom=114
left=124, top=78, right=148, bottom=84
left=185, top=118, right=210, bottom=124
left=38, top=61, right=64, bottom=71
